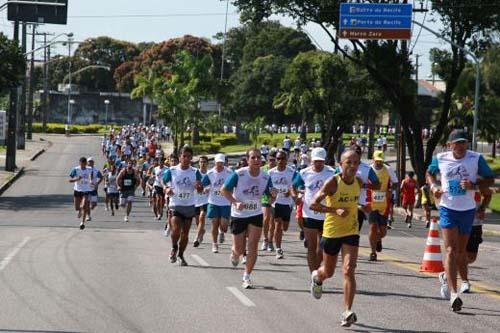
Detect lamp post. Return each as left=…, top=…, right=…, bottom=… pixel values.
left=66, top=34, right=73, bottom=131
left=104, top=99, right=110, bottom=129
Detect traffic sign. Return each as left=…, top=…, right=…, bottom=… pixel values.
left=339, top=3, right=413, bottom=40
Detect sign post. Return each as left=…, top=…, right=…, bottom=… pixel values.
left=0, top=111, right=6, bottom=146
left=339, top=3, right=413, bottom=40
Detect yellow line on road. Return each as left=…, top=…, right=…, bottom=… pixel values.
left=358, top=248, right=500, bottom=301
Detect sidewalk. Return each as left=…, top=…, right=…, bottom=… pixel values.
left=0, top=134, right=51, bottom=193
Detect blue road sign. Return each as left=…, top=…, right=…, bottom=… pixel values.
left=339, top=3, right=413, bottom=40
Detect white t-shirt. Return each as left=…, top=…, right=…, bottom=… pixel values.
left=269, top=166, right=296, bottom=206
left=195, top=171, right=209, bottom=207
left=164, top=165, right=201, bottom=207
left=70, top=166, right=93, bottom=192
left=154, top=166, right=168, bottom=187
left=204, top=167, right=232, bottom=207
left=295, top=165, right=336, bottom=220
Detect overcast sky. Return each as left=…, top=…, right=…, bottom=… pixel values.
left=0, top=0, right=447, bottom=78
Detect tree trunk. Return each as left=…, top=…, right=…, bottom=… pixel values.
left=367, top=114, right=376, bottom=160
left=492, top=140, right=497, bottom=159
left=192, top=125, right=200, bottom=146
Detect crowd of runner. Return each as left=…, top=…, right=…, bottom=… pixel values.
left=68, top=125, right=495, bottom=327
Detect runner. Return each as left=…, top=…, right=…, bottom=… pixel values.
left=162, top=146, right=203, bottom=266
left=459, top=189, right=492, bottom=293
left=193, top=156, right=209, bottom=248
left=268, top=150, right=296, bottom=259
left=261, top=152, right=277, bottom=251
left=202, top=153, right=233, bottom=253
left=292, top=147, right=336, bottom=272
left=293, top=137, right=301, bottom=160
left=116, top=160, right=141, bottom=222
left=400, top=171, right=417, bottom=228
left=420, top=183, right=434, bottom=228
left=153, top=158, right=168, bottom=220
left=86, top=157, right=103, bottom=222
left=221, top=148, right=277, bottom=288
left=427, top=129, right=494, bottom=311
left=104, top=163, right=120, bottom=216
left=309, top=149, right=362, bottom=327
left=366, top=151, right=398, bottom=261
left=69, top=157, right=93, bottom=230
left=283, top=136, right=292, bottom=154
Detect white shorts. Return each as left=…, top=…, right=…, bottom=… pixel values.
left=120, top=191, right=135, bottom=205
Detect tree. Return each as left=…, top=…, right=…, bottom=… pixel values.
left=74, top=36, right=140, bottom=91
left=0, top=33, right=25, bottom=94
left=232, top=0, right=500, bottom=185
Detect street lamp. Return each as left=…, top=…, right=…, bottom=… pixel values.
left=66, top=34, right=74, bottom=130
left=104, top=99, right=110, bottom=129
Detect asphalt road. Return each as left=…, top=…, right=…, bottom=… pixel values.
left=0, top=135, right=499, bottom=333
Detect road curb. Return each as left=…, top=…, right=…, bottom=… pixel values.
left=0, top=167, right=25, bottom=197
left=29, top=148, right=46, bottom=161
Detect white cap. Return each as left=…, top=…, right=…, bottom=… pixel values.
left=214, top=153, right=226, bottom=163
left=310, top=147, right=326, bottom=161
left=87, top=157, right=94, bottom=162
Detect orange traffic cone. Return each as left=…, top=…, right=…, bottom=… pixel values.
left=420, top=217, right=445, bottom=273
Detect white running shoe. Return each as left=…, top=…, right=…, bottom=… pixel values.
left=341, top=310, right=358, bottom=327
left=242, top=276, right=252, bottom=289
left=124, top=215, right=129, bottom=222
left=261, top=239, right=268, bottom=251
left=241, top=255, right=247, bottom=265
left=450, top=293, right=463, bottom=312
left=218, top=232, right=225, bottom=244
left=164, top=227, right=170, bottom=237
left=310, top=270, right=323, bottom=299
left=212, top=243, right=219, bottom=253
left=439, top=272, right=450, bottom=299
left=86, top=216, right=92, bottom=222
left=460, top=280, right=471, bottom=294
left=104, top=207, right=109, bottom=211
left=276, top=248, right=284, bottom=259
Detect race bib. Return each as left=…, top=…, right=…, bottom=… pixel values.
left=373, top=191, right=386, bottom=202
left=242, top=200, right=259, bottom=212
left=124, top=179, right=132, bottom=186
left=448, top=179, right=466, bottom=197
left=276, top=186, right=289, bottom=195
left=213, top=189, right=222, bottom=197
left=177, top=192, right=192, bottom=200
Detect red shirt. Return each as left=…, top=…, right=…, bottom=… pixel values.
left=401, top=178, right=417, bottom=200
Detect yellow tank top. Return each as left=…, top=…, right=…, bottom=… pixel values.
left=369, top=165, right=391, bottom=213
left=323, top=175, right=360, bottom=239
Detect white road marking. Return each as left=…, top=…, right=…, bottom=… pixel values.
left=191, top=254, right=210, bottom=267
left=0, top=237, right=31, bottom=271
left=226, top=286, right=256, bottom=307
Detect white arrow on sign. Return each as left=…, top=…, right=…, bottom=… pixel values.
left=343, top=18, right=348, bottom=26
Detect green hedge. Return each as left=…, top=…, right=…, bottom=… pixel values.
left=32, top=123, right=107, bottom=134
left=192, top=142, right=221, bottom=154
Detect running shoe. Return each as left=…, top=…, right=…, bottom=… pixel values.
left=267, top=241, right=275, bottom=252
left=86, top=216, right=92, bottom=222
left=124, top=216, right=129, bottom=222
left=310, top=270, right=323, bottom=299
left=376, top=240, right=382, bottom=252
left=193, top=240, right=200, bottom=248
left=387, top=224, right=393, bottom=230
left=164, top=225, right=170, bottom=237
left=230, top=252, right=239, bottom=267
left=79, top=223, right=85, bottom=230
left=439, top=272, right=450, bottom=299
left=77, top=211, right=82, bottom=219
left=276, top=248, right=284, bottom=259
left=241, top=255, right=247, bottom=265
left=218, top=232, right=225, bottom=244
left=178, top=256, right=188, bottom=267
left=369, top=252, right=377, bottom=262
left=340, top=310, right=358, bottom=327
left=212, top=243, right=219, bottom=253
left=111, top=211, right=115, bottom=216
left=142, top=190, right=146, bottom=196
left=407, top=222, right=412, bottom=229
left=425, top=221, right=430, bottom=228
left=460, top=280, right=471, bottom=294
left=104, top=207, right=109, bottom=211
left=299, top=230, right=305, bottom=241
left=261, top=239, right=269, bottom=251
left=199, top=231, right=205, bottom=244
left=450, top=294, right=463, bottom=312
left=169, top=248, right=177, bottom=263
left=242, top=277, right=252, bottom=289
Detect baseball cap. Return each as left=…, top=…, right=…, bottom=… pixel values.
left=311, top=147, right=326, bottom=161
left=448, top=129, right=468, bottom=143
left=373, top=150, right=384, bottom=162
left=87, top=157, right=94, bottom=162
left=214, top=153, right=225, bottom=163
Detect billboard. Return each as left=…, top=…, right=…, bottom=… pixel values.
left=7, top=0, right=68, bottom=25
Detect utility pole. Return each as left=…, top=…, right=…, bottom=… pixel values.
left=17, top=22, right=27, bottom=150
left=26, top=24, right=36, bottom=140
left=6, top=21, right=20, bottom=172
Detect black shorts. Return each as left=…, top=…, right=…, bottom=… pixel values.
left=303, top=218, right=324, bottom=231
left=274, top=204, right=291, bottom=222
left=231, top=215, right=263, bottom=235
left=108, top=192, right=119, bottom=199
left=171, top=206, right=196, bottom=220
left=320, top=235, right=360, bottom=256
left=466, top=225, right=483, bottom=253
left=195, top=204, right=208, bottom=215
left=154, top=186, right=164, bottom=196
left=74, top=191, right=89, bottom=198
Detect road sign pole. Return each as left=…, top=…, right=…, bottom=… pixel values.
left=6, top=21, right=20, bottom=172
